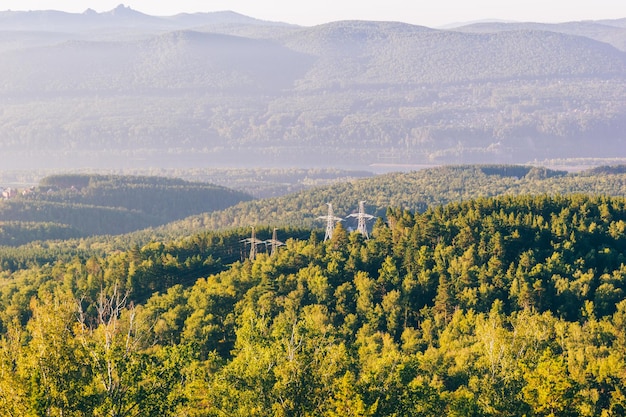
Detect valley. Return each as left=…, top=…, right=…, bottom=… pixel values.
left=1, top=5, right=626, bottom=416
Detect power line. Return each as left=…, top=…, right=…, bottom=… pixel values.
left=265, top=227, right=284, bottom=257
left=240, top=226, right=264, bottom=260
left=317, top=203, right=343, bottom=241
left=346, top=200, right=375, bottom=239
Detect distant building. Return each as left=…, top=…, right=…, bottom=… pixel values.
left=1, top=187, right=17, bottom=199
left=22, top=186, right=35, bottom=196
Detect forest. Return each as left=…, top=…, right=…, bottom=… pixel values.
left=0, top=192, right=625, bottom=415
left=1, top=6, right=625, bottom=414
left=0, top=174, right=251, bottom=244
left=163, top=164, right=626, bottom=234
left=3, top=164, right=626, bottom=267
left=1, top=9, right=625, bottom=170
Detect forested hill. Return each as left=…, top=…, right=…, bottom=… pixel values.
left=164, top=164, right=626, bottom=234
left=1, top=7, right=625, bottom=169
left=454, top=19, right=626, bottom=52
left=279, top=22, right=625, bottom=86
left=5, top=23, right=621, bottom=93
left=0, top=174, right=251, bottom=244
left=0, top=194, right=625, bottom=415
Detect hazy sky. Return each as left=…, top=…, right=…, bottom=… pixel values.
left=2, top=1, right=625, bottom=27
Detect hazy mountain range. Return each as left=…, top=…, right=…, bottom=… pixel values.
left=0, top=5, right=625, bottom=170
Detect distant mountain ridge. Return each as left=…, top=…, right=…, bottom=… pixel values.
left=0, top=6, right=625, bottom=169
left=455, top=20, right=626, bottom=51
left=0, top=30, right=313, bottom=94
left=0, top=5, right=288, bottom=33
left=3, top=26, right=622, bottom=94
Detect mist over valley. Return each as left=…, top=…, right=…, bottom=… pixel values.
left=1, top=5, right=625, bottom=171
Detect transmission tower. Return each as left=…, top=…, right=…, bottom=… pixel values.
left=240, top=226, right=264, bottom=260
left=265, top=227, right=284, bottom=257
left=317, top=203, right=344, bottom=241
left=347, top=200, right=375, bottom=239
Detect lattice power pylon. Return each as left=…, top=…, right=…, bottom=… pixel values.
left=240, top=226, right=264, bottom=260
left=317, top=203, right=344, bottom=241
left=265, top=227, right=284, bottom=257
left=346, top=200, right=375, bottom=239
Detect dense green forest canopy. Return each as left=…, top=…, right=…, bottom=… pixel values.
left=0, top=193, right=625, bottom=415
left=2, top=164, right=625, bottom=266
left=0, top=174, right=251, bottom=245
left=164, top=164, right=626, bottom=234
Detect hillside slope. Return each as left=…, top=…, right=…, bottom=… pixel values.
left=454, top=20, right=626, bottom=51
left=161, top=165, right=626, bottom=234
left=0, top=174, right=252, bottom=242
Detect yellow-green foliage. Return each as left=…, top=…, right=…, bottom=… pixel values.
left=0, top=194, right=625, bottom=415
